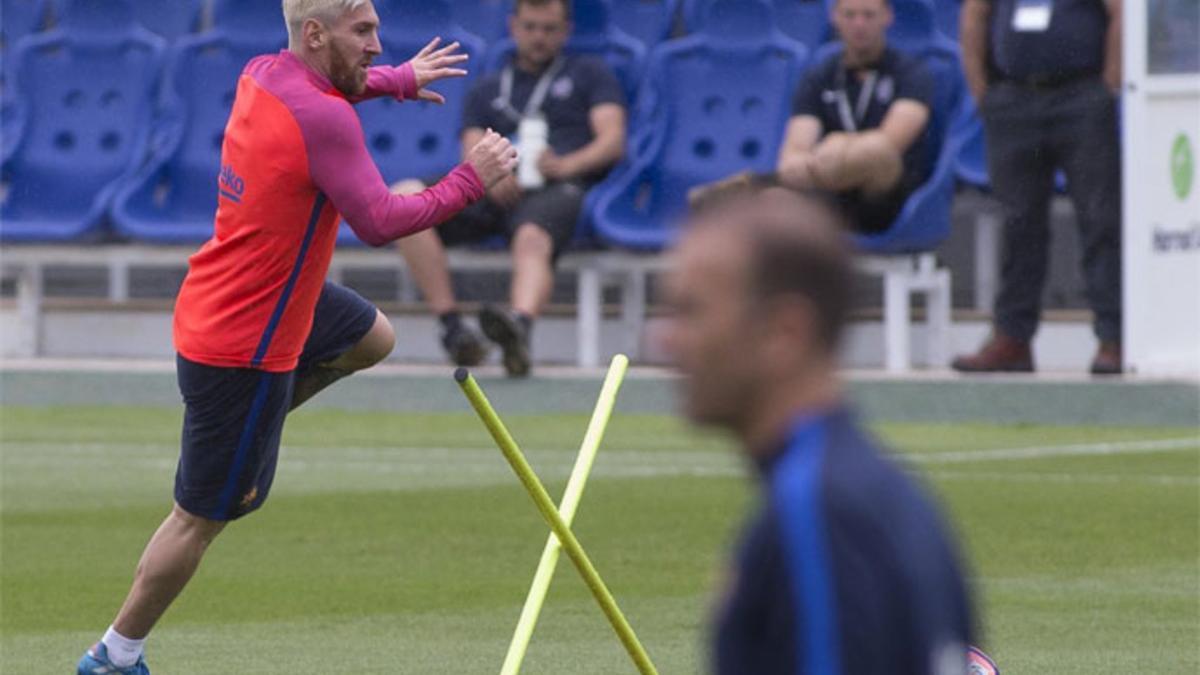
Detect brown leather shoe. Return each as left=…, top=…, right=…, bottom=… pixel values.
left=1090, top=341, right=1122, bottom=375
left=951, top=333, right=1034, bottom=373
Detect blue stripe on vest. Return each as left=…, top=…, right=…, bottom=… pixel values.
left=251, top=192, right=327, bottom=367
left=773, top=419, right=842, bottom=675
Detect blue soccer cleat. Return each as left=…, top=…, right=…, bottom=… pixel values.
left=77, top=642, right=150, bottom=675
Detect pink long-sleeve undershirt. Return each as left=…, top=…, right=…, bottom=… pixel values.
left=251, top=50, right=485, bottom=247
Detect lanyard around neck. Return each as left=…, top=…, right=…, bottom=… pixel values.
left=495, top=56, right=565, bottom=124
left=835, top=67, right=879, bottom=133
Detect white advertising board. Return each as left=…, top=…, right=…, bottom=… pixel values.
left=1123, top=0, right=1200, bottom=376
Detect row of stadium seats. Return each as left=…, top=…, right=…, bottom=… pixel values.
left=1, top=0, right=978, bottom=257
left=1, top=0, right=964, bottom=55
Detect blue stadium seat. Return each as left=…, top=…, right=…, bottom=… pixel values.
left=1, top=0, right=165, bottom=242
left=686, top=0, right=831, bottom=51
left=954, top=99, right=988, bottom=188
left=817, top=0, right=946, bottom=51
left=884, top=0, right=990, bottom=190
left=484, top=0, right=647, bottom=104
left=452, top=0, right=512, bottom=46
left=212, top=0, right=288, bottom=50
left=1, top=0, right=50, bottom=48
left=884, top=0, right=944, bottom=51
left=1, top=0, right=50, bottom=161
left=59, top=0, right=204, bottom=39
left=0, top=97, right=17, bottom=163
left=934, top=0, right=960, bottom=41
left=609, top=0, right=680, bottom=50
left=337, top=0, right=487, bottom=245
left=588, top=0, right=808, bottom=250
left=110, top=31, right=276, bottom=243
left=372, top=0, right=486, bottom=80
left=566, top=0, right=647, bottom=100
left=774, top=0, right=832, bottom=51
left=127, top=0, right=205, bottom=40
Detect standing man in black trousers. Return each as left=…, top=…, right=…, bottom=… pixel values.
left=954, top=0, right=1124, bottom=374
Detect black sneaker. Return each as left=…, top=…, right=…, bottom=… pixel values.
left=441, top=323, right=489, bottom=367
left=479, top=305, right=531, bottom=377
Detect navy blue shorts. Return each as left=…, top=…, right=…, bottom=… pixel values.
left=839, top=171, right=923, bottom=234
left=434, top=179, right=586, bottom=259
left=174, top=282, right=378, bottom=521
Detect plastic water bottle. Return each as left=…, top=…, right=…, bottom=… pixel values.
left=517, top=116, right=549, bottom=190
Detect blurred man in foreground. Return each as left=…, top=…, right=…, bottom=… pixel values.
left=665, top=180, right=975, bottom=674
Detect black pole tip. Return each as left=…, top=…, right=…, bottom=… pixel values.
left=453, top=367, right=469, bottom=383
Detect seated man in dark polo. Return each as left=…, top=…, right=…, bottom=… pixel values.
left=775, top=0, right=935, bottom=233
left=392, top=0, right=626, bottom=377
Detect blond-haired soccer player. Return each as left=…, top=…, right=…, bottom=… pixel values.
left=77, top=2, right=517, bottom=672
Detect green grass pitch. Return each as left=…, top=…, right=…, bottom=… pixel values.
left=2, top=405, right=1197, bottom=673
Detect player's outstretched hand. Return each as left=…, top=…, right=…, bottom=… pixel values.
left=407, top=37, right=469, bottom=104
left=467, top=129, right=519, bottom=189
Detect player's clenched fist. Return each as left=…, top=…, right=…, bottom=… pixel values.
left=466, top=129, right=519, bottom=189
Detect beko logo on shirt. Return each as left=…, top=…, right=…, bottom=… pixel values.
left=219, top=164, right=245, bottom=203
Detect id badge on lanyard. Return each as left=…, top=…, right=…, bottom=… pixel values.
left=493, top=58, right=564, bottom=188
left=835, top=69, right=879, bottom=134
left=1012, top=0, right=1053, bottom=32
left=493, top=56, right=565, bottom=128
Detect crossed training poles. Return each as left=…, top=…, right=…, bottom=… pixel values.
left=455, top=355, right=658, bottom=675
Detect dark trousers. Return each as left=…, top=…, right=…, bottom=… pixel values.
left=982, top=77, right=1122, bottom=342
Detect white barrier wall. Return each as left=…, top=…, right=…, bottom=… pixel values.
left=1123, top=1, right=1200, bottom=376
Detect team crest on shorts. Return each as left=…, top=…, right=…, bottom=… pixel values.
left=240, top=486, right=258, bottom=510
left=968, top=645, right=1000, bottom=675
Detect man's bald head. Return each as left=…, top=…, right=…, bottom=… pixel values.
left=664, top=181, right=853, bottom=432
left=687, top=182, right=853, bottom=351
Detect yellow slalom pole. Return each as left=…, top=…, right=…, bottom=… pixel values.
left=455, top=366, right=658, bottom=675
left=500, top=355, right=630, bottom=675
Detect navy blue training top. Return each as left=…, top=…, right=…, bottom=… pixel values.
left=713, top=407, right=974, bottom=674
left=986, top=0, right=1109, bottom=81
left=791, top=47, right=937, bottom=194
left=461, top=54, right=626, bottom=158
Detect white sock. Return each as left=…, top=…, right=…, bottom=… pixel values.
left=101, top=626, right=146, bottom=668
